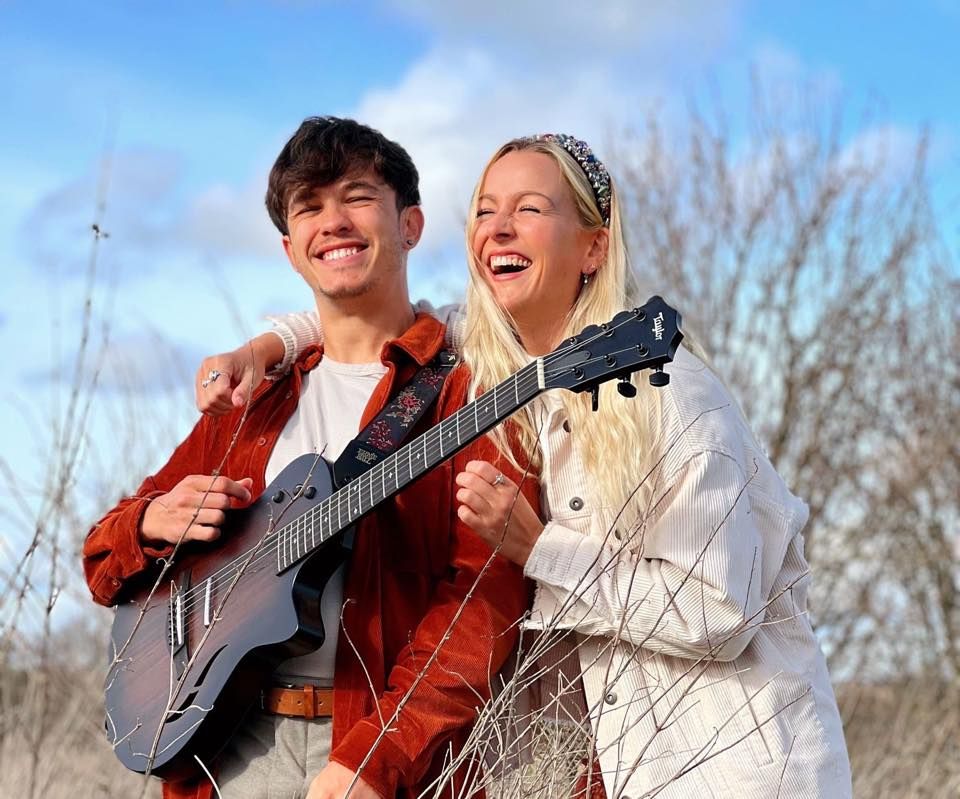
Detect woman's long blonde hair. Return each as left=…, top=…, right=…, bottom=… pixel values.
left=462, top=137, right=663, bottom=518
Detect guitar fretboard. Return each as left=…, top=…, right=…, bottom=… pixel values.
left=275, top=359, right=544, bottom=572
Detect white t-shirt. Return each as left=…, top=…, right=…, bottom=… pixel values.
left=267, top=356, right=388, bottom=685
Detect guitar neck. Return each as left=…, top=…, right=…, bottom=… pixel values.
left=276, top=359, right=545, bottom=572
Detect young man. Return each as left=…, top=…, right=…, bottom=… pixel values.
left=83, top=117, right=529, bottom=799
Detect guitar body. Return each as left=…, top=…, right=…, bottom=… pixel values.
left=105, top=454, right=342, bottom=780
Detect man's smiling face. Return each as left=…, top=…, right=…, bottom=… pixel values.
left=282, top=168, right=411, bottom=302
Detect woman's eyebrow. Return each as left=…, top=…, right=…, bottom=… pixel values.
left=478, top=191, right=554, bottom=203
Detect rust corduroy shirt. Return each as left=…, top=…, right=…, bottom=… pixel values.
left=83, top=314, right=532, bottom=799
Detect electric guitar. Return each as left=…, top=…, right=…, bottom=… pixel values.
left=104, top=296, right=683, bottom=779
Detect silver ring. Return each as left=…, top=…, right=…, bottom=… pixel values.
left=202, top=369, right=222, bottom=389
left=492, top=472, right=505, bottom=487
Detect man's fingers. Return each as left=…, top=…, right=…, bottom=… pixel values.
left=192, top=508, right=226, bottom=528
left=185, top=475, right=253, bottom=501
left=186, top=524, right=221, bottom=543
left=193, top=491, right=232, bottom=511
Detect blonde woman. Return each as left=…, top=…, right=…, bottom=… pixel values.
left=198, top=135, right=851, bottom=798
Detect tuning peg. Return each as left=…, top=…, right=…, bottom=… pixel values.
left=649, top=368, right=670, bottom=388
left=617, top=377, right=637, bottom=398
left=591, top=385, right=600, bottom=411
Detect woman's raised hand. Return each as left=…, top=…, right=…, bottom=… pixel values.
left=194, top=333, right=284, bottom=416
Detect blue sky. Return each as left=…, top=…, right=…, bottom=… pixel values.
left=1, top=0, right=958, bottom=557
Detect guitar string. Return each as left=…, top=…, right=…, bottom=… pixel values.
left=172, top=332, right=662, bottom=621
left=172, top=347, right=659, bottom=622
left=168, top=316, right=628, bottom=610
left=171, top=312, right=665, bottom=615
left=171, top=320, right=665, bottom=619
left=172, top=365, right=545, bottom=617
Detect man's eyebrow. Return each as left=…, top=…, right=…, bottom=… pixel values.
left=342, top=180, right=382, bottom=193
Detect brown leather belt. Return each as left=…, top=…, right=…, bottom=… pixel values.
left=261, top=685, right=334, bottom=719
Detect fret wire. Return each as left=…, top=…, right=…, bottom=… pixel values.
left=276, top=365, right=543, bottom=573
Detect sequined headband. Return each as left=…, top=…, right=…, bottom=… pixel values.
left=529, top=133, right=611, bottom=225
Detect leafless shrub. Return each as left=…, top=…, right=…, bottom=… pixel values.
left=613, top=78, right=958, bottom=682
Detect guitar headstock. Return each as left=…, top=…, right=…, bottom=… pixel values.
left=542, top=296, right=683, bottom=394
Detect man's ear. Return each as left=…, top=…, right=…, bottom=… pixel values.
left=400, top=205, right=425, bottom=248
left=281, top=235, right=300, bottom=275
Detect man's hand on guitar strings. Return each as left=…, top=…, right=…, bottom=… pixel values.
left=140, top=475, right=254, bottom=545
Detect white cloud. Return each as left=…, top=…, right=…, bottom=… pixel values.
left=182, top=176, right=280, bottom=259
left=386, top=0, right=741, bottom=59
left=351, top=46, right=658, bottom=254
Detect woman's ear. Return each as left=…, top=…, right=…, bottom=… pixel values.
left=401, top=205, right=425, bottom=248
left=584, top=227, right=609, bottom=274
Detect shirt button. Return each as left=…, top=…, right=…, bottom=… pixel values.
left=604, top=692, right=617, bottom=705
left=614, top=529, right=622, bottom=540
left=257, top=436, right=267, bottom=446
left=562, top=420, right=572, bottom=433
left=569, top=496, right=584, bottom=511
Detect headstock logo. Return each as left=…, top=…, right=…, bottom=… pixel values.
left=652, top=312, right=665, bottom=341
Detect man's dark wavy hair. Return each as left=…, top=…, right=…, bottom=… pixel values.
left=265, top=116, right=420, bottom=235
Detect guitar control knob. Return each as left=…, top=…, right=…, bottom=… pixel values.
left=617, top=377, right=637, bottom=398
left=649, top=368, right=670, bottom=388
left=304, top=486, right=317, bottom=499
left=272, top=491, right=285, bottom=503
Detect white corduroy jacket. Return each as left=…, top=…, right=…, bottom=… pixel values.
left=522, top=346, right=852, bottom=798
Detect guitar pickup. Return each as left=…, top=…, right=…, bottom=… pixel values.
left=203, top=578, right=212, bottom=627
left=167, top=571, right=192, bottom=675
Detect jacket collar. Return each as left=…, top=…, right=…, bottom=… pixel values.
left=295, top=312, right=445, bottom=373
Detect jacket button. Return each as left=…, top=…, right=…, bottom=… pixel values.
left=604, top=692, right=617, bottom=705
left=258, top=437, right=267, bottom=446
left=562, top=420, right=572, bottom=433
left=569, top=496, right=584, bottom=511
